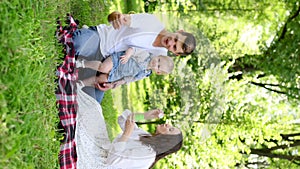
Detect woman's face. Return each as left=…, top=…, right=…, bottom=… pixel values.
left=156, top=124, right=181, bottom=135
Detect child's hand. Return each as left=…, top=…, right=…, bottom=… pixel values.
left=120, top=54, right=131, bottom=64
left=144, top=109, right=164, bottom=120
left=120, top=47, right=134, bottom=64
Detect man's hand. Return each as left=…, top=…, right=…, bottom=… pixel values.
left=94, top=74, right=112, bottom=91
left=108, top=11, right=131, bottom=30
left=144, top=109, right=164, bottom=120
left=95, top=82, right=113, bottom=91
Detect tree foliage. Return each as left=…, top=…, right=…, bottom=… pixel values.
left=132, top=0, right=300, bottom=168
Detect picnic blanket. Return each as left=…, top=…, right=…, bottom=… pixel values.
left=55, top=14, right=78, bottom=169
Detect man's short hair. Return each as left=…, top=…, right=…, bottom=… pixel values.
left=179, top=31, right=196, bottom=56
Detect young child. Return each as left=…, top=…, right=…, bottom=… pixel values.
left=77, top=47, right=174, bottom=90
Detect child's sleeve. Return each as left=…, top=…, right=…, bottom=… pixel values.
left=131, top=48, right=151, bottom=63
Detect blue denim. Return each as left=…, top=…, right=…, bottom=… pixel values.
left=73, top=27, right=105, bottom=103
left=108, top=51, right=152, bottom=83
left=73, top=27, right=103, bottom=61
left=82, top=86, right=105, bottom=103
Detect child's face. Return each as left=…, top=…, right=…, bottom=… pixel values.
left=149, top=56, right=169, bottom=75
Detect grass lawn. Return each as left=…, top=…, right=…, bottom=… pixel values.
left=0, top=0, right=142, bottom=168
left=1, top=0, right=67, bottom=168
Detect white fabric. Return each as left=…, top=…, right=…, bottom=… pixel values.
left=75, top=84, right=111, bottom=169
left=106, top=109, right=155, bottom=169
left=130, top=47, right=153, bottom=63
left=75, top=84, right=155, bottom=169
left=97, top=13, right=167, bottom=58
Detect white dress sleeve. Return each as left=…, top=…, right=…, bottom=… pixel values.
left=107, top=140, right=156, bottom=169
left=107, top=134, right=156, bottom=169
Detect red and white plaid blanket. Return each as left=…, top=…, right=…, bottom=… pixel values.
left=55, top=15, right=78, bottom=169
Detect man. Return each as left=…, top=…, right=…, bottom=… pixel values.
left=106, top=11, right=196, bottom=57
left=74, top=12, right=196, bottom=103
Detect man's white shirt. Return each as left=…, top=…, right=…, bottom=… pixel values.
left=97, top=13, right=168, bottom=58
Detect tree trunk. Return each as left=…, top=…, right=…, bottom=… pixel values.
left=281, top=133, right=300, bottom=141
left=250, top=148, right=300, bottom=161
left=249, top=81, right=287, bottom=95
left=249, top=140, right=300, bottom=162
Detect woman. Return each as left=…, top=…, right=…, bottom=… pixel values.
left=76, top=83, right=183, bottom=169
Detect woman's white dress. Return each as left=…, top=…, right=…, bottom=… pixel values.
left=75, top=84, right=156, bottom=169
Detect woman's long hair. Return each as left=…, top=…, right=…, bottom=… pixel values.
left=139, top=132, right=183, bottom=168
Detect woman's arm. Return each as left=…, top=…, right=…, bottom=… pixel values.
left=135, top=109, right=164, bottom=121
left=118, top=113, right=135, bottom=142
left=144, top=109, right=164, bottom=120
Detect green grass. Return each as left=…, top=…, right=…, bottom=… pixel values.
left=111, top=79, right=150, bottom=113
left=0, top=0, right=65, bottom=168
left=101, top=90, right=121, bottom=140
left=0, top=0, right=152, bottom=168
left=0, top=0, right=124, bottom=168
